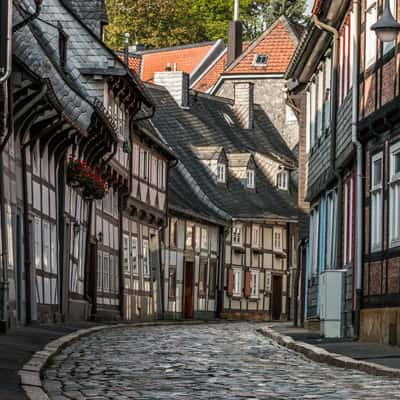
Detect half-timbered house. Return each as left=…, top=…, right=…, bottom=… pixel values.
left=286, top=0, right=362, bottom=338
left=0, top=0, right=157, bottom=330
left=149, top=71, right=299, bottom=320
left=357, top=0, right=400, bottom=345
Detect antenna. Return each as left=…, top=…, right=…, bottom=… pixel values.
left=234, top=0, right=239, bottom=21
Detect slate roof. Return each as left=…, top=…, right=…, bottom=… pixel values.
left=147, top=84, right=298, bottom=221
left=168, top=167, right=227, bottom=226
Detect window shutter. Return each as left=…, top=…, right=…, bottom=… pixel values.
left=227, top=268, right=234, bottom=297
left=244, top=270, right=251, bottom=298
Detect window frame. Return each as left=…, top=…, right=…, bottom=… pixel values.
left=389, top=143, right=400, bottom=247
left=371, top=152, right=383, bottom=252
left=198, top=260, right=208, bottom=298
left=365, top=0, right=377, bottom=69
left=253, top=54, right=268, bottom=66
left=233, top=269, right=242, bottom=297
left=277, top=169, right=289, bottom=191
left=250, top=270, right=259, bottom=298
left=232, top=224, right=243, bottom=247
left=247, top=169, right=255, bottom=189
left=273, top=228, right=283, bottom=252
left=217, top=163, right=226, bottom=184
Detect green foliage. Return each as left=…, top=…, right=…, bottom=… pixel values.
left=105, top=0, right=307, bottom=51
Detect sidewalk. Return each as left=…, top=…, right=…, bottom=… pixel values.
left=269, top=322, right=400, bottom=370
left=0, top=322, right=101, bottom=400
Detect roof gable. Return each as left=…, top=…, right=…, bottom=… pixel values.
left=225, top=16, right=301, bottom=75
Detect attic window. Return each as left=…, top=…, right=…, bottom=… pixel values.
left=59, top=28, right=69, bottom=71
left=247, top=169, right=255, bottom=189
left=217, top=163, right=226, bottom=183
left=277, top=169, right=289, bottom=191
left=253, top=54, right=268, bottom=67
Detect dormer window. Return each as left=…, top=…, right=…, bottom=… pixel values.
left=253, top=54, right=268, bottom=67
left=277, top=169, right=289, bottom=191
left=247, top=169, right=255, bottom=189
left=217, top=163, right=226, bottom=183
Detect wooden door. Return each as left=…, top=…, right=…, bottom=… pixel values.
left=272, top=275, right=282, bottom=321
left=184, top=261, right=195, bottom=319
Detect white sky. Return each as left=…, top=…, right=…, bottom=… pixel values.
left=307, top=0, right=314, bottom=13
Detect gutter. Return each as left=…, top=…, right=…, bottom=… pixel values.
left=312, top=15, right=343, bottom=272
left=352, top=0, right=363, bottom=338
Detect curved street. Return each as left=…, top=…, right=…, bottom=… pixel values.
left=43, top=323, right=400, bottom=400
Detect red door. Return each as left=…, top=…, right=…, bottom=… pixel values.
left=184, top=261, right=195, bottom=319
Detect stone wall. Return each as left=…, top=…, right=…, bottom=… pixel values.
left=216, top=78, right=299, bottom=151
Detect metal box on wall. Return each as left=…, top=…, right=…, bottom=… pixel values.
left=320, top=269, right=346, bottom=338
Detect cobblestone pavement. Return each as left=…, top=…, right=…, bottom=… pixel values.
left=43, top=323, right=400, bottom=399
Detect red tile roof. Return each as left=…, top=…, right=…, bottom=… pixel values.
left=225, top=17, right=301, bottom=75
left=137, top=42, right=216, bottom=82
left=194, top=17, right=303, bottom=93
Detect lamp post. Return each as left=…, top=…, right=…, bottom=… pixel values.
left=371, top=0, right=400, bottom=42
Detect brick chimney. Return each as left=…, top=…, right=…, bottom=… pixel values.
left=233, top=82, right=254, bottom=129
left=227, top=0, right=243, bottom=66
left=154, top=71, right=190, bottom=109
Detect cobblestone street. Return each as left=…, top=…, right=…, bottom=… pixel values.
left=43, top=323, right=400, bottom=399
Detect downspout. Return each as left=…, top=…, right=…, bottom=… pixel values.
left=312, top=15, right=343, bottom=273
left=0, top=0, right=12, bottom=332
left=352, top=0, right=363, bottom=338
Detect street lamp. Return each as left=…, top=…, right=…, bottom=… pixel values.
left=371, top=0, right=400, bottom=42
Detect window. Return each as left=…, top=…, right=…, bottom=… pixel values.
left=365, top=0, right=377, bottom=68
left=158, top=160, right=166, bottom=190
left=324, top=57, right=332, bottom=129
left=309, top=207, right=319, bottom=275
left=50, top=224, right=58, bottom=274
left=34, top=217, right=41, bottom=270
left=209, top=260, right=217, bottom=299
left=103, top=255, right=109, bottom=291
left=170, top=219, right=178, bottom=248
left=277, top=169, right=289, bottom=190
left=317, top=68, right=324, bottom=137
left=186, top=223, right=195, bottom=249
left=326, top=191, right=337, bottom=269
left=310, top=81, right=317, bottom=148
left=252, top=225, right=261, bottom=248
left=274, top=229, right=282, bottom=251
left=286, top=105, right=297, bottom=123
left=232, top=224, right=243, bottom=246
left=247, top=169, right=255, bottom=189
left=233, top=270, right=242, bottom=296
left=140, top=149, right=149, bottom=179
left=344, top=174, right=354, bottom=265
left=151, top=157, right=158, bottom=186
left=131, top=236, right=138, bottom=273
left=168, top=268, right=177, bottom=299
left=217, top=163, right=226, bottom=183
left=390, top=144, right=400, bottom=247
left=253, top=54, right=268, bottom=66
left=123, top=234, right=130, bottom=273
left=199, top=261, right=208, bottom=297
left=371, top=152, right=383, bottom=251
left=97, top=253, right=103, bottom=290
left=143, top=239, right=150, bottom=276
left=250, top=271, right=259, bottom=298
left=201, top=228, right=208, bottom=249
left=383, top=0, right=397, bottom=54
left=43, top=221, right=50, bottom=272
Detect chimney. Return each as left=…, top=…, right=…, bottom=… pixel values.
left=227, top=0, right=243, bottom=66
left=233, top=82, right=254, bottom=129
left=154, top=71, right=190, bottom=109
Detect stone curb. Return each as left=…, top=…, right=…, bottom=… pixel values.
left=19, top=320, right=208, bottom=400
left=257, top=326, right=400, bottom=379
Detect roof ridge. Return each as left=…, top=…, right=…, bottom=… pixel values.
left=134, top=41, right=217, bottom=55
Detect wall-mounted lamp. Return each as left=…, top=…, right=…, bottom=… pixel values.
left=98, top=232, right=103, bottom=243
left=371, top=0, right=400, bottom=42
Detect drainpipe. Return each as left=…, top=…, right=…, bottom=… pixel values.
left=0, top=0, right=12, bottom=332
left=352, top=0, right=363, bottom=338
left=312, top=15, right=343, bottom=273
